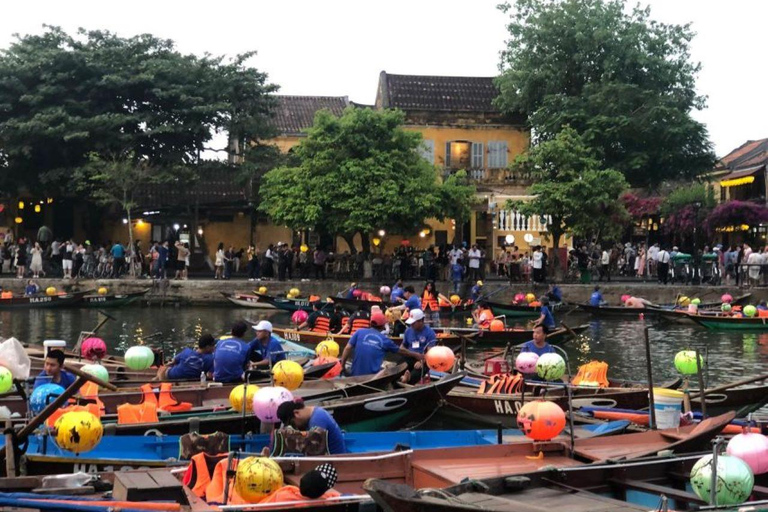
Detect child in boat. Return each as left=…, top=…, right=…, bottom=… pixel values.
left=156, top=334, right=215, bottom=381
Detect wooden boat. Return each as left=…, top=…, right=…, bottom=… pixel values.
left=81, top=289, right=150, bottom=308
left=690, top=313, right=768, bottom=330
left=575, top=303, right=667, bottom=317
left=272, top=326, right=462, bottom=349
left=453, top=323, right=589, bottom=346
left=220, top=291, right=276, bottom=309
left=332, top=295, right=472, bottom=316
left=364, top=440, right=768, bottom=512
left=103, top=372, right=466, bottom=436
left=484, top=300, right=566, bottom=318
left=0, top=290, right=89, bottom=310
left=253, top=292, right=329, bottom=312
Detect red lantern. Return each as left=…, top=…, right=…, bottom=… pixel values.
left=400, top=239, right=411, bottom=247
left=517, top=400, right=566, bottom=441
left=291, top=310, right=308, bottom=325
left=425, top=346, right=455, bottom=372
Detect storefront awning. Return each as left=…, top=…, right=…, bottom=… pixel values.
left=720, top=165, right=765, bottom=187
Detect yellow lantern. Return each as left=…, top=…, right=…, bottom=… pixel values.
left=271, top=360, right=304, bottom=391
left=34, top=204, right=41, bottom=213
left=18, top=201, right=24, bottom=210
left=97, top=287, right=108, bottom=296
left=54, top=411, right=103, bottom=454
left=235, top=457, right=283, bottom=502
left=229, top=384, right=259, bottom=412
left=300, top=244, right=309, bottom=253
left=14, top=217, right=22, bottom=224
left=372, top=237, right=381, bottom=246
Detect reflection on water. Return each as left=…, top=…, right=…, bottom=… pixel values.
left=1, top=308, right=766, bottom=386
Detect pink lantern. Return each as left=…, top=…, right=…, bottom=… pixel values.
left=380, top=286, right=391, bottom=296
left=721, top=293, right=734, bottom=304
left=291, top=310, right=308, bottom=325
left=252, top=386, right=294, bottom=423
left=620, top=294, right=631, bottom=304
left=81, top=337, right=107, bottom=361
left=352, top=289, right=363, bottom=298
left=515, top=352, right=539, bottom=374
left=727, top=431, right=768, bottom=475
left=514, top=293, right=526, bottom=304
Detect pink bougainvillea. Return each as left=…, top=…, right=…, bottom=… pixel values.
left=705, top=200, right=768, bottom=235
left=621, top=193, right=662, bottom=218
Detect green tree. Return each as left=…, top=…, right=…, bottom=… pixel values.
left=508, top=127, right=628, bottom=275
left=495, top=0, right=715, bottom=187
left=0, top=26, right=277, bottom=194
left=260, top=107, right=473, bottom=253
left=440, top=170, right=477, bottom=245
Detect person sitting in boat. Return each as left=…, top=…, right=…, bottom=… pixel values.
left=472, top=301, right=494, bottom=329
left=519, top=325, right=554, bottom=380
left=212, top=321, right=253, bottom=383
left=403, top=286, right=421, bottom=311
left=24, top=280, right=39, bottom=297
left=34, top=349, right=76, bottom=389
left=547, top=283, right=563, bottom=303
left=533, top=297, right=556, bottom=330
left=339, top=312, right=422, bottom=377
left=156, top=334, right=215, bottom=381
left=250, top=321, right=286, bottom=368
left=277, top=399, right=347, bottom=454
left=757, top=300, right=768, bottom=311
left=259, top=463, right=341, bottom=503
left=623, top=296, right=653, bottom=308
left=470, top=280, right=484, bottom=302
left=339, top=306, right=371, bottom=335
left=589, top=286, right=605, bottom=307
left=401, top=309, right=437, bottom=384
left=298, top=302, right=331, bottom=332
left=343, top=282, right=358, bottom=300
left=390, top=280, right=405, bottom=304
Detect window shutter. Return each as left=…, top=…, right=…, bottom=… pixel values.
left=471, top=142, right=483, bottom=168
left=498, top=141, right=508, bottom=167
left=488, top=142, right=509, bottom=168
left=445, top=142, right=451, bottom=167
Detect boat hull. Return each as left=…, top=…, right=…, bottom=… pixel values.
left=81, top=289, right=149, bottom=308
left=0, top=291, right=88, bottom=310
left=220, top=292, right=276, bottom=309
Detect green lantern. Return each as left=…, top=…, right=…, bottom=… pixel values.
left=81, top=363, right=109, bottom=383
left=691, top=298, right=701, bottom=305
left=536, top=353, right=566, bottom=381
left=721, top=303, right=732, bottom=312
left=674, top=350, right=703, bottom=375
left=690, top=454, right=754, bottom=506
left=125, top=346, right=154, bottom=370
left=744, top=305, right=757, bottom=317
left=0, top=366, right=12, bottom=394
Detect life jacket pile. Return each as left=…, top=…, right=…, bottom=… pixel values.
left=422, top=291, right=439, bottom=312
left=117, top=383, right=193, bottom=424
left=271, top=426, right=329, bottom=456
left=477, top=373, right=524, bottom=394
left=571, top=360, right=609, bottom=388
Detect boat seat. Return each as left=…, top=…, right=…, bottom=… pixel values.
left=454, top=492, right=550, bottom=511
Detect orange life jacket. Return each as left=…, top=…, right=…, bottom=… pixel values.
left=572, top=361, right=610, bottom=388
left=312, top=315, right=331, bottom=333
left=0, top=292, right=12, bottom=299
left=78, top=381, right=105, bottom=416
left=477, top=374, right=523, bottom=395
left=338, top=316, right=351, bottom=334
left=140, top=383, right=158, bottom=406
left=422, top=291, right=439, bottom=312
left=205, top=457, right=246, bottom=504
left=438, top=297, right=451, bottom=307
left=259, top=485, right=341, bottom=504
left=158, top=383, right=193, bottom=413
left=117, top=401, right=159, bottom=424
left=46, top=404, right=102, bottom=428
left=183, top=452, right=228, bottom=498
left=350, top=316, right=370, bottom=334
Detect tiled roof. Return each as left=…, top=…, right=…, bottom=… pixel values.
left=272, top=95, right=349, bottom=135
left=134, top=173, right=248, bottom=209
left=377, top=71, right=500, bottom=112
left=719, top=138, right=768, bottom=170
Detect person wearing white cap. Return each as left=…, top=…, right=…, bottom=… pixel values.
left=250, top=320, right=286, bottom=368
left=402, top=309, right=437, bottom=384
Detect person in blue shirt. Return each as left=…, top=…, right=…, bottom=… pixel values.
left=402, top=286, right=421, bottom=311
left=344, top=283, right=358, bottom=300
left=34, top=349, right=76, bottom=389
left=24, top=280, right=39, bottom=297
left=451, top=260, right=464, bottom=294
left=401, top=309, right=437, bottom=384
left=250, top=320, right=286, bottom=368
left=547, top=284, right=563, bottom=303
left=589, top=286, right=605, bottom=307
left=390, top=280, right=405, bottom=304
left=277, top=400, right=347, bottom=454
left=470, top=280, right=483, bottom=302
left=339, top=312, right=420, bottom=376
left=519, top=325, right=555, bottom=379
left=158, top=334, right=215, bottom=380
left=213, top=321, right=253, bottom=383
left=110, top=242, right=126, bottom=277
left=533, top=297, right=556, bottom=330
left=758, top=301, right=768, bottom=311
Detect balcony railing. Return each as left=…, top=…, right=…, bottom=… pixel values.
left=443, top=168, right=533, bottom=186
left=497, top=210, right=551, bottom=232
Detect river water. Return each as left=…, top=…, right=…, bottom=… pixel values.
left=2, top=306, right=767, bottom=387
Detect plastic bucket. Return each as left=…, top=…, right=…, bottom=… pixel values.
left=652, top=388, right=684, bottom=429
left=43, top=340, right=66, bottom=357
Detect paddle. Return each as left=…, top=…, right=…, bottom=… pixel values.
left=560, top=321, right=579, bottom=339
left=688, top=372, right=768, bottom=401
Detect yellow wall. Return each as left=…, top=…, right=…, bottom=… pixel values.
left=407, top=125, right=529, bottom=167
left=272, top=135, right=303, bottom=154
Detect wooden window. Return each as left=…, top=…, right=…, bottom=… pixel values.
left=471, top=142, right=484, bottom=168
left=488, top=141, right=508, bottom=168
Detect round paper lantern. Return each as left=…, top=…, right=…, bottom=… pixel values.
left=313, top=357, right=342, bottom=379
left=515, top=352, right=539, bottom=374
left=30, top=383, right=65, bottom=414
left=352, top=289, right=362, bottom=298
left=235, top=456, right=284, bottom=503
left=252, top=386, right=294, bottom=423
left=525, top=293, right=536, bottom=304
left=45, top=287, right=57, bottom=296
left=291, top=310, right=309, bottom=325
left=425, top=346, right=456, bottom=372
left=229, top=384, right=259, bottom=413
left=517, top=400, right=566, bottom=441
left=125, top=346, right=154, bottom=370
left=620, top=294, right=631, bottom=304
left=97, top=287, right=108, bottom=296
left=722, top=293, right=734, bottom=304
left=489, top=319, right=505, bottom=332
left=300, top=244, right=309, bottom=253
left=450, top=294, right=461, bottom=305
left=380, top=286, right=391, bottom=296
left=54, top=411, right=103, bottom=454
left=0, top=366, right=13, bottom=394
left=289, top=288, right=300, bottom=297
left=81, top=363, right=109, bottom=384
left=674, top=350, right=703, bottom=375
left=81, top=337, right=107, bottom=361
left=722, top=303, right=732, bottom=312
left=727, top=431, right=768, bottom=475
left=690, top=454, right=754, bottom=506
left=514, top=293, right=526, bottom=303
left=678, top=296, right=690, bottom=306
left=271, top=360, right=304, bottom=391
left=258, top=286, right=268, bottom=295
left=315, top=340, right=340, bottom=359
left=691, top=298, right=701, bottom=305
left=744, top=305, right=757, bottom=318
left=536, top=353, right=566, bottom=381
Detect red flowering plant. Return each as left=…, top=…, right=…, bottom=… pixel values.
left=704, top=201, right=768, bottom=235
left=621, top=193, right=662, bottom=219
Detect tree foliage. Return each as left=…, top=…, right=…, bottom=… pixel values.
left=621, top=193, right=662, bottom=219
left=259, top=107, right=474, bottom=252
left=508, top=127, right=628, bottom=271
left=0, top=26, right=278, bottom=194
left=660, top=182, right=715, bottom=245
left=705, top=201, right=768, bottom=236
left=495, top=0, right=715, bottom=187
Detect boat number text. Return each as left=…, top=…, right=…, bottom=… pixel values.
left=494, top=400, right=523, bottom=415
left=74, top=463, right=152, bottom=473
left=282, top=331, right=301, bottom=342
left=29, top=297, right=52, bottom=303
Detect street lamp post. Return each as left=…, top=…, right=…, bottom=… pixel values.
left=693, top=201, right=702, bottom=283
